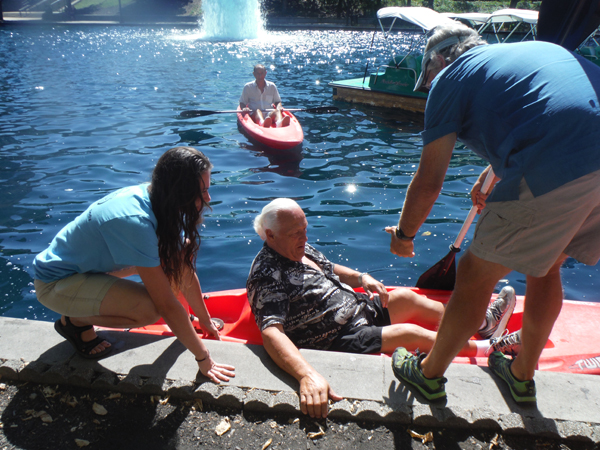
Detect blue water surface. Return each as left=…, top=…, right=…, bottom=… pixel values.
left=0, top=25, right=597, bottom=322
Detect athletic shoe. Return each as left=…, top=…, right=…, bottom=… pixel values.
left=479, top=286, right=516, bottom=339
left=391, top=348, right=447, bottom=401
left=488, top=329, right=522, bottom=356
left=488, top=351, right=536, bottom=403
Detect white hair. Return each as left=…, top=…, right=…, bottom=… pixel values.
left=253, top=198, right=301, bottom=240
left=426, top=23, right=487, bottom=67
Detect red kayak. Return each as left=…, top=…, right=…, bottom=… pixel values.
left=121, top=287, right=600, bottom=376
left=237, top=107, right=304, bottom=150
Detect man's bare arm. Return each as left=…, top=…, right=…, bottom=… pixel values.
left=386, top=133, right=457, bottom=257
left=261, top=325, right=343, bottom=418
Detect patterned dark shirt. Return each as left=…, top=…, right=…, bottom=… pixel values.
left=247, top=243, right=375, bottom=350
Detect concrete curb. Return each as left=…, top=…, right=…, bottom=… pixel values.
left=0, top=317, right=599, bottom=443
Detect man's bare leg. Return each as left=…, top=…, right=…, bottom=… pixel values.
left=511, top=254, right=566, bottom=381
left=420, top=250, right=511, bottom=379
left=381, top=324, right=479, bottom=356
left=387, top=288, right=445, bottom=329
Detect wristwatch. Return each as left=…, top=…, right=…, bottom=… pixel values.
left=395, top=226, right=416, bottom=241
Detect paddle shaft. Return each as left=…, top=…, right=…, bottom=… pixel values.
left=452, top=168, right=496, bottom=249
left=180, top=106, right=338, bottom=118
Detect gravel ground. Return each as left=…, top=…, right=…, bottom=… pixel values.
left=0, top=380, right=596, bottom=450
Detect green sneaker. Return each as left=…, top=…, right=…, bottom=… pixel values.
left=488, top=351, right=536, bottom=403
left=391, top=348, right=447, bottom=401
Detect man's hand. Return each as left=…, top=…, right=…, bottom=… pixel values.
left=471, top=166, right=499, bottom=214
left=262, top=325, right=343, bottom=418
left=299, top=370, right=343, bottom=418
left=361, top=274, right=390, bottom=307
left=385, top=226, right=415, bottom=258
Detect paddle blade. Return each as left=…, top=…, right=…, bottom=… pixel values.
left=304, top=106, right=339, bottom=114
left=180, top=110, right=215, bottom=118
left=416, top=247, right=460, bottom=291
left=180, top=109, right=239, bottom=118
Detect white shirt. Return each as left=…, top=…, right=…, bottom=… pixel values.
left=239, top=80, right=281, bottom=112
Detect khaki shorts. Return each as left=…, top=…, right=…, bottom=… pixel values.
left=34, top=273, right=119, bottom=317
left=470, top=170, right=600, bottom=277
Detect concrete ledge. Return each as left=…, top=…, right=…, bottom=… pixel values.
left=0, top=316, right=598, bottom=443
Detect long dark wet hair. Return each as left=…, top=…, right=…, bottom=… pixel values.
left=148, top=147, right=213, bottom=288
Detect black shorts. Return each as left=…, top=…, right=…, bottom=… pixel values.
left=328, top=294, right=391, bottom=354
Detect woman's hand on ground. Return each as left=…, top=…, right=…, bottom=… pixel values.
left=198, top=357, right=235, bottom=384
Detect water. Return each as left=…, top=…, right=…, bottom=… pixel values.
left=0, top=25, right=598, bottom=323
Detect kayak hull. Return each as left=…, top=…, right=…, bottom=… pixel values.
left=117, top=287, right=600, bottom=375
left=237, top=109, right=304, bottom=150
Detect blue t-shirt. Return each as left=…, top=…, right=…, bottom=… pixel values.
left=423, top=41, right=600, bottom=202
left=33, top=184, right=160, bottom=282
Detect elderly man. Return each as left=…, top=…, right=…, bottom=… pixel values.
left=386, top=23, right=600, bottom=403
left=239, top=64, right=290, bottom=128
left=247, top=198, right=516, bottom=417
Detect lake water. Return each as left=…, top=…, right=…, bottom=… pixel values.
left=0, top=24, right=597, bottom=323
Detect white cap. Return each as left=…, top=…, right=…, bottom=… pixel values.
left=413, top=35, right=461, bottom=92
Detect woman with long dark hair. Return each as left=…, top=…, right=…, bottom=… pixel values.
left=33, top=147, right=235, bottom=383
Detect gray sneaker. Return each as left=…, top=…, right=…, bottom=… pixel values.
left=479, top=286, right=516, bottom=339
left=487, top=329, right=522, bottom=357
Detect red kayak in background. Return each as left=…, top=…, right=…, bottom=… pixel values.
left=237, top=107, right=304, bottom=150
left=118, top=287, right=600, bottom=376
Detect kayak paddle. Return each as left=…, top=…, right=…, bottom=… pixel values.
left=180, top=106, right=338, bottom=118
left=415, top=168, right=496, bottom=291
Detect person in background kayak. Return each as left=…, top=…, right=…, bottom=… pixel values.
left=239, top=64, right=291, bottom=128
left=33, top=147, right=235, bottom=384
left=386, top=23, right=600, bottom=404
left=247, top=198, right=516, bottom=418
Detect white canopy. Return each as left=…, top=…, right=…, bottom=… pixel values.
left=442, top=12, right=492, bottom=27
left=486, top=9, right=538, bottom=25
left=377, top=7, right=456, bottom=32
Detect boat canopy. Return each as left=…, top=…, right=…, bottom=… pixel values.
left=441, top=12, right=492, bottom=31
left=486, top=8, right=539, bottom=25
left=479, top=9, right=539, bottom=43
left=376, top=7, right=456, bottom=33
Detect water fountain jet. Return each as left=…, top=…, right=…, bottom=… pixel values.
left=200, top=0, right=265, bottom=40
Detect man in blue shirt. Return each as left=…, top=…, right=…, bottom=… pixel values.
left=386, top=23, right=600, bottom=403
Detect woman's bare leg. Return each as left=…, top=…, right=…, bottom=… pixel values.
left=65, top=278, right=161, bottom=355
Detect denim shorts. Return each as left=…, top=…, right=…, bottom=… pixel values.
left=328, top=294, right=392, bottom=354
